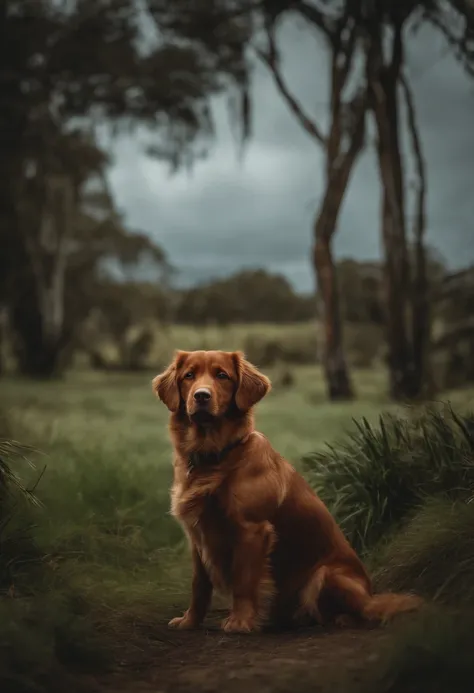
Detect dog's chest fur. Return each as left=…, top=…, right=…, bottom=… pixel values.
left=171, top=470, right=235, bottom=591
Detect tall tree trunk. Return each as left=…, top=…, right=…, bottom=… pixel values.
left=0, top=4, right=27, bottom=375
left=313, top=81, right=367, bottom=400
left=411, top=198, right=430, bottom=397
left=10, top=292, right=66, bottom=378
left=369, top=33, right=414, bottom=400
left=314, top=228, right=353, bottom=400
left=257, top=18, right=365, bottom=400
left=401, top=74, right=432, bottom=399
left=313, top=159, right=361, bottom=400
left=378, top=186, right=413, bottom=400
left=0, top=2, right=63, bottom=378
left=10, top=176, right=74, bottom=378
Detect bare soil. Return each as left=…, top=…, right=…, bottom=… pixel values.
left=102, top=610, right=389, bottom=693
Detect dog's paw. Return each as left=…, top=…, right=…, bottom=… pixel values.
left=168, top=612, right=199, bottom=630
left=334, top=614, right=355, bottom=628
left=221, top=613, right=258, bottom=634
left=295, top=605, right=324, bottom=627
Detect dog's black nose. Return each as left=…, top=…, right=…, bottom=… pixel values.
left=194, top=388, right=211, bottom=404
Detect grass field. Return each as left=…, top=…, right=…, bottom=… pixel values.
left=91, top=320, right=385, bottom=371
left=1, top=362, right=474, bottom=693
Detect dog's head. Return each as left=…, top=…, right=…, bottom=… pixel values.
left=152, top=350, right=271, bottom=423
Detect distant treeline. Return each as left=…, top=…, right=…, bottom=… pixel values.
left=169, top=260, right=404, bottom=326
left=172, top=269, right=316, bottom=324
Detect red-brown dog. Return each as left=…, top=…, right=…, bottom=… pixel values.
left=153, top=350, right=421, bottom=633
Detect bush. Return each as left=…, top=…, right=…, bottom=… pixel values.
left=244, top=331, right=319, bottom=367
left=340, top=497, right=474, bottom=693
left=345, top=324, right=384, bottom=368
left=0, top=438, right=43, bottom=591
left=302, top=407, right=474, bottom=554
left=272, top=364, right=295, bottom=390
left=0, top=435, right=111, bottom=693
left=241, top=322, right=382, bottom=368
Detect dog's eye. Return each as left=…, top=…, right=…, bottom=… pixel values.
left=183, top=371, right=194, bottom=379
left=216, top=371, right=229, bottom=380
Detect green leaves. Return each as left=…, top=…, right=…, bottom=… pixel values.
left=0, top=439, right=42, bottom=507
left=302, top=405, right=474, bottom=554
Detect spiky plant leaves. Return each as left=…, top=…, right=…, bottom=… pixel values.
left=303, top=407, right=474, bottom=553
left=0, top=439, right=43, bottom=506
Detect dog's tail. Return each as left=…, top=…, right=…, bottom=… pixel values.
left=361, top=591, right=423, bottom=623
left=301, top=566, right=423, bottom=625
left=300, top=565, right=423, bottom=623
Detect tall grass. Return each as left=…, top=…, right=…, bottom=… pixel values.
left=0, top=367, right=395, bottom=690
left=2, top=370, right=474, bottom=692
left=303, top=406, right=474, bottom=553
left=353, top=502, right=474, bottom=693
left=0, top=436, right=43, bottom=592
left=374, top=499, right=474, bottom=605
left=0, top=426, right=112, bottom=693
left=347, top=608, right=474, bottom=693
left=302, top=408, right=474, bottom=693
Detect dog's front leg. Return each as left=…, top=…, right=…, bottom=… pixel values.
left=222, top=520, right=274, bottom=634
left=169, top=545, right=212, bottom=629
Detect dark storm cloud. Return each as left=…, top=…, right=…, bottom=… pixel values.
left=108, top=20, right=474, bottom=292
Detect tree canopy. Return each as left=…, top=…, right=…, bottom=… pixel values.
left=0, top=0, right=252, bottom=376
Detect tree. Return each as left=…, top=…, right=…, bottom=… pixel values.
left=7, top=133, right=106, bottom=375
left=147, top=1, right=365, bottom=398
left=255, top=4, right=368, bottom=399
left=6, top=0, right=471, bottom=386
left=362, top=0, right=473, bottom=398
left=248, top=0, right=473, bottom=400
left=363, top=5, right=416, bottom=399
left=0, top=0, right=250, bottom=376
left=7, top=133, right=170, bottom=375
left=257, top=0, right=473, bottom=400
left=81, top=280, right=170, bottom=371
left=174, top=269, right=314, bottom=324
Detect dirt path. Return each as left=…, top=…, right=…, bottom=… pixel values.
left=103, top=610, right=389, bottom=693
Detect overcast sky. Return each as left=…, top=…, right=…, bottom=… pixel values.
left=107, top=19, right=474, bottom=293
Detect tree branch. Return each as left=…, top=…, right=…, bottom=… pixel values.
left=254, top=25, right=326, bottom=144
left=329, top=14, right=358, bottom=122
left=329, top=89, right=367, bottom=178
left=424, top=7, right=474, bottom=77
left=297, top=0, right=337, bottom=39
left=390, top=19, right=404, bottom=77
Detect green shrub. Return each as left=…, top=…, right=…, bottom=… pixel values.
left=346, top=324, right=383, bottom=368
left=0, top=436, right=111, bottom=693
left=302, top=407, right=474, bottom=553
left=343, top=497, right=474, bottom=693
left=272, top=364, right=296, bottom=389
left=244, top=331, right=319, bottom=367
left=344, top=499, right=474, bottom=693
left=0, top=438, right=43, bottom=592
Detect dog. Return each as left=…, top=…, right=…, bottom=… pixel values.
left=153, top=350, right=422, bottom=633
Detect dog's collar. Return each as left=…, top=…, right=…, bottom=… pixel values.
left=187, top=436, right=245, bottom=474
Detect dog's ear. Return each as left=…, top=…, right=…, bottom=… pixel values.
left=152, top=351, right=188, bottom=412
left=232, top=351, right=271, bottom=411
